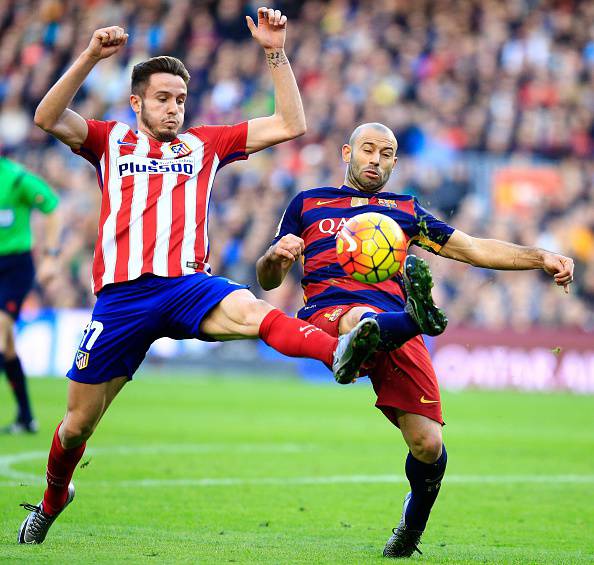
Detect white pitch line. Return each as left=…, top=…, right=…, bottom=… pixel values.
left=2, top=446, right=593, bottom=489
left=2, top=475, right=594, bottom=488
left=0, top=443, right=314, bottom=483
left=71, top=474, right=594, bottom=488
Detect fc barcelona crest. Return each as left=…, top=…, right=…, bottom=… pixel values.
left=377, top=198, right=398, bottom=209
left=75, top=349, right=89, bottom=370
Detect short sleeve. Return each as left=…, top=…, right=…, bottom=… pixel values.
left=18, top=173, right=59, bottom=214
left=272, top=192, right=304, bottom=244
left=410, top=198, right=455, bottom=254
left=72, top=119, right=110, bottom=166
left=191, top=122, right=248, bottom=169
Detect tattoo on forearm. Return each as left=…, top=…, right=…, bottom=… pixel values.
left=266, top=50, right=288, bottom=69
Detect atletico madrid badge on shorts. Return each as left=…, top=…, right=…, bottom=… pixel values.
left=75, top=349, right=89, bottom=370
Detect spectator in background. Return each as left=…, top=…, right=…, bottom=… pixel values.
left=0, top=0, right=591, bottom=330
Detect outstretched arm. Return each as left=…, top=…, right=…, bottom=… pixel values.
left=244, top=7, right=306, bottom=154
left=34, top=26, right=128, bottom=149
left=256, top=234, right=304, bottom=290
left=439, top=230, right=575, bottom=293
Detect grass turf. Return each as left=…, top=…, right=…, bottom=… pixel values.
left=0, top=374, right=593, bottom=564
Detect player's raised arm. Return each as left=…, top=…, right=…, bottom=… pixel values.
left=244, top=7, right=306, bottom=154
left=34, top=26, right=128, bottom=149
left=439, top=229, right=575, bottom=293
left=256, top=234, right=304, bottom=290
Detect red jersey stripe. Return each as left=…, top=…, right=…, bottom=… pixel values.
left=304, top=277, right=405, bottom=301
left=167, top=173, right=186, bottom=277
left=141, top=139, right=165, bottom=274
left=305, top=247, right=338, bottom=275
left=193, top=146, right=219, bottom=265
left=301, top=196, right=355, bottom=214
left=113, top=136, right=142, bottom=282
left=98, top=122, right=133, bottom=289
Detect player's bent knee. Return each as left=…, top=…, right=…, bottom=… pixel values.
left=0, top=314, right=11, bottom=348
left=5, top=332, right=16, bottom=358
left=240, top=299, right=275, bottom=335
left=409, top=433, right=443, bottom=463
left=205, top=291, right=276, bottom=338
left=60, top=417, right=98, bottom=447
left=0, top=311, right=12, bottom=327
left=338, top=306, right=376, bottom=335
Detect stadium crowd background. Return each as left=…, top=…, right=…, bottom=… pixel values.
left=1, top=0, right=592, bottom=331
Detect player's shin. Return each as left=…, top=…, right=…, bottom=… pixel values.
left=360, top=311, right=419, bottom=350
left=404, top=444, right=448, bottom=531
left=43, top=423, right=86, bottom=515
left=5, top=355, right=34, bottom=425
left=258, top=309, right=335, bottom=366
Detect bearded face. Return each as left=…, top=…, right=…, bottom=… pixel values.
left=343, top=128, right=398, bottom=193
left=132, top=73, right=187, bottom=142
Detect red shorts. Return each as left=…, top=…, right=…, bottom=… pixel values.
left=306, top=304, right=444, bottom=427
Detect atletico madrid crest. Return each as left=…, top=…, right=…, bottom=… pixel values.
left=170, top=141, right=192, bottom=158
left=75, top=349, right=89, bottom=370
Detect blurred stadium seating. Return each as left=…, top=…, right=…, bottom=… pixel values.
left=1, top=0, right=592, bottom=335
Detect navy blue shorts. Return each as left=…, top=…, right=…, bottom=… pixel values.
left=67, top=273, right=248, bottom=384
left=0, top=252, right=34, bottom=320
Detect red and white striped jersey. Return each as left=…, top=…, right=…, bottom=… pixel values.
left=74, top=119, right=248, bottom=293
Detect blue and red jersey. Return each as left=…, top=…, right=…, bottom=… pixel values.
left=272, top=185, right=455, bottom=319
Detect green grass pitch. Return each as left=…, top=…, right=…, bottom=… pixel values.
left=1, top=374, right=593, bottom=564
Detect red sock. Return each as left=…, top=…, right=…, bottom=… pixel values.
left=43, top=423, right=86, bottom=515
left=258, top=309, right=336, bottom=366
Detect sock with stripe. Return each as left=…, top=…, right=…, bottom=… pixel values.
left=5, top=355, right=34, bottom=424
left=361, top=311, right=419, bottom=350
left=404, top=444, right=447, bottom=531
left=258, top=309, right=336, bottom=366
left=43, top=424, right=86, bottom=515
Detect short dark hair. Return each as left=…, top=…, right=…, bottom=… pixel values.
left=131, top=56, right=190, bottom=96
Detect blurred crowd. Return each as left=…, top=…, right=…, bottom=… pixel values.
left=0, top=0, right=592, bottom=330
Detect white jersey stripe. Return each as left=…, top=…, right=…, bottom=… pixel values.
left=101, top=123, right=132, bottom=287
left=91, top=152, right=107, bottom=294
left=152, top=145, right=175, bottom=276
left=202, top=153, right=220, bottom=269
left=126, top=135, right=151, bottom=280
left=178, top=132, right=204, bottom=275
left=99, top=154, right=105, bottom=189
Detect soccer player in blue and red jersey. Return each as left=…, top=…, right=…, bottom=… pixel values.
left=257, top=122, right=575, bottom=558
left=18, top=12, right=380, bottom=545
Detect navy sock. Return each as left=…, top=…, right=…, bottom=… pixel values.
left=361, top=311, right=419, bottom=350
left=5, top=355, right=34, bottom=424
left=404, top=444, right=447, bottom=531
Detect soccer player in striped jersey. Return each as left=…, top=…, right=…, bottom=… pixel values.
left=18, top=11, right=380, bottom=545
left=257, top=122, right=575, bottom=558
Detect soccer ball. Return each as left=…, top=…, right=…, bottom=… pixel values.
left=336, top=212, right=407, bottom=283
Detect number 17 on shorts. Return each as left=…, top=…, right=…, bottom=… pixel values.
left=75, top=321, right=104, bottom=370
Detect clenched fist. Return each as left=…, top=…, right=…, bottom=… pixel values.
left=269, top=234, right=304, bottom=265
left=84, top=26, right=128, bottom=62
